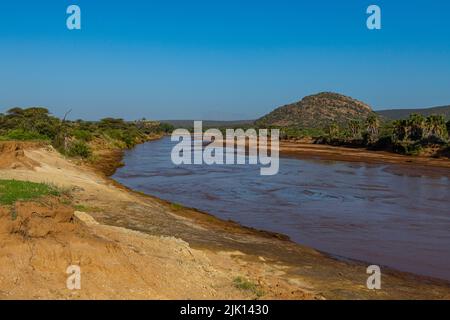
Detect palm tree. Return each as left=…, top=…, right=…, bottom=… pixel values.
left=365, top=113, right=380, bottom=144
left=425, top=115, right=447, bottom=140
left=348, top=119, right=362, bottom=140
left=327, top=122, right=340, bottom=140
left=407, top=113, right=426, bottom=141
left=392, top=119, right=409, bottom=142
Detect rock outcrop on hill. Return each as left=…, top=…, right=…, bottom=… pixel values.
left=256, top=92, right=373, bottom=128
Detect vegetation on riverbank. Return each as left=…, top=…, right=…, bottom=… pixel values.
left=170, top=112, right=450, bottom=158
left=0, top=107, right=174, bottom=159
left=280, top=113, right=450, bottom=157
left=1, top=103, right=449, bottom=161
left=254, top=92, right=450, bottom=158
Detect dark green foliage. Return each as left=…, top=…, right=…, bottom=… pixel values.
left=1, top=129, right=49, bottom=141
left=99, top=118, right=127, bottom=129
left=387, top=114, right=449, bottom=155
left=326, top=122, right=340, bottom=140
left=158, top=122, right=175, bottom=133
left=0, top=107, right=60, bottom=140
left=67, top=140, right=92, bottom=158
left=0, top=107, right=168, bottom=156
left=265, top=106, right=449, bottom=157
left=364, top=113, right=381, bottom=145
left=392, top=142, right=423, bottom=156
left=392, top=114, right=448, bottom=143
left=347, top=119, right=362, bottom=140
left=71, top=129, right=93, bottom=142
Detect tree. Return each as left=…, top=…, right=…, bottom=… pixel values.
left=365, top=113, right=380, bottom=144
left=407, top=113, right=426, bottom=141
left=425, top=115, right=447, bottom=140
left=348, top=119, right=362, bottom=140
left=6, top=107, right=24, bottom=116
left=392, top=119, right=409, bottom=142
left=22, top=107, right=50, bottom=118
left=326, top=122, right=340, bottom=140
left=99, top=118, right=126, bottom=129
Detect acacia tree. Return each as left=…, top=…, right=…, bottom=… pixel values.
left=3, top=107, right=60, bottom=139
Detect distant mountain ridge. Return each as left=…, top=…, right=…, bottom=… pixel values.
left=377, top=105, right=450, bottom=120
left=160, top=119, right=255, bottom=128
left=256, top=92, right=373, bottom=129
left=160, top=95, right=450, bottom=129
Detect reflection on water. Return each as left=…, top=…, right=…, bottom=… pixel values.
left=113, top=137, right=450, bottom=281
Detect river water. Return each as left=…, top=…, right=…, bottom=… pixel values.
left=113, top=137, right=450, bottom=281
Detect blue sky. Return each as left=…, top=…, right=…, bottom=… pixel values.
left=1, top=0, right=450, bottom=120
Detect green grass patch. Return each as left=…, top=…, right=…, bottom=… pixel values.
left=0, top=179, right=60, bottom=205
left=233, top=277, right=264, bottom=298
left=73, top=204, right=101, bottom=212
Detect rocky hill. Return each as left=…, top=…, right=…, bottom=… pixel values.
left=256, top=92, right=373, bottom=128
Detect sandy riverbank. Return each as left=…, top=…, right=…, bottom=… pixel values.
left=210, top=137, right=450, bottom=175
left=0, top=141, right=449, bottom=299
left=280, top=141, right=450, bottom=175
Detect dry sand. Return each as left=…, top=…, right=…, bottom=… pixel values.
left=280, top=141, right=450, bottom=171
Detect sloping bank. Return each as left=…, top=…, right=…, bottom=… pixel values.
left=0, top=140, right=449, bottom=299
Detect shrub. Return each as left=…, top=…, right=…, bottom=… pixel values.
left=71, top=129, right=93, bottom=142
left=67, top=140, right=92, bottom=158
left=393, top=142, right=423, bottom=156
left=158, top=122, right=175, bottom=133
left=233, top=277, right=264, bottom=298
left=3, top=129, right=49, bottom=141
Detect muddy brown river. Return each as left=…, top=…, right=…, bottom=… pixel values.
left=113, top=137, right=450, bottom=282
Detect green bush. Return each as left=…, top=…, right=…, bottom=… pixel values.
left=158, top=122, right=175, bottom=133
left=0, top=107, right=167, bottom=153
left=233, top=277, right=264, bottom=298
left=67, top=140, right=92, bottom=158
left=71, top=129, right=93, bottom=142
left=393, top=142, right=423, bottom=156
left=3, top=129, right=49, bottom=141
left=103, top=128, right=143, bottom=148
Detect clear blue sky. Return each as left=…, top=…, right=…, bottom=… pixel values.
left=1, top=0, right=450, bottom=120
